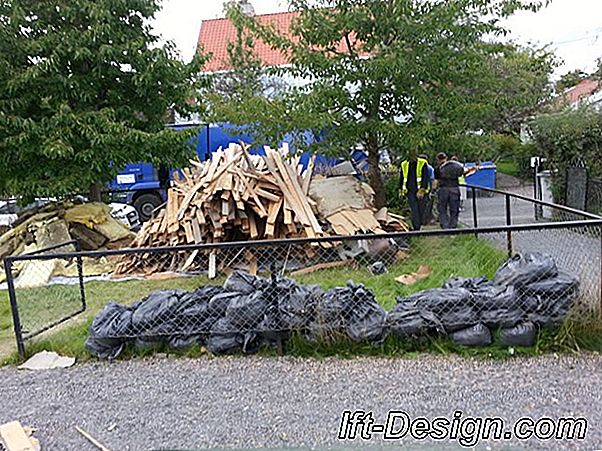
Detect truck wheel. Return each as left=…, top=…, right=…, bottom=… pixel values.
left=133, top=193, right=162, bottom=222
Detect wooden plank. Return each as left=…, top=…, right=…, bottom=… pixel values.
left=280, top=157, right=323, bottom=234
left=75, top=426, right=112, bottom=451
left=0, top=421, right=36, bottom=451
left=268, top=147, right=322, bottom=233
left=255, top=188, right=281, bottom=203
left=265, top=197, right=283, bottom=238
left=263, top=149, right=309, bottom=226
left=283, top=200, right=293, bottom=225
left=181, top=249, right=199, bottom=272
left=208, top=251, right=217, bottom=279
left=221, top=199, right=229, bottom=219
left=167, top=189, right=180, bottom=234
left=248, top=213, right=259, bottom=239
left=182, top=221, right=195, bottom=243
left=191, top=218, right=202, bottom=243
left=290, top=260, right=349, bottom=276
left=245, top=250, right=258, bottom=275
left=302, top=155, right=316, bottom=195
left=177, top=180, right=205, bottom=221
left=195, top=208, right=206, bottom=226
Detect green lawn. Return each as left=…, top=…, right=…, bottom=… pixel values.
left=1, top=235, right=598, bottom=363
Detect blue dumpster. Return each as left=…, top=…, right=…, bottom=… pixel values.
left=465, top=161, right=496, bottom=190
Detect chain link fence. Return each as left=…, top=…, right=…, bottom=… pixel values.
left=3, top=216, right=601, bottom=359
left=587, top=179, right=602, bottom=216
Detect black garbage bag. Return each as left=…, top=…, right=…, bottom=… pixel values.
left=278, top=284, right=321, bottom=330
left=439, top=306, right=479, bottom=333
left=353, top=284, right=378, bottom=306
left=385, top=305, right=443, bottom=338
left=166, top=288, right=223, bottom=336
left=499, top=322, right=537, bottom=347
left=476, top=285, right=518, bottom=311
left=190, top=285, right=226, bottom=302
left=86, top=302, right=134, bottom=359
left=317, top=286, right=353, bottom=323
left=134, top=337, right=163, bottom=351
left=131, top=290, right=188, bottom=336
left=225, top=291, right=268, bottom=329
left=167, top=335, right=203, bottom=350
left=398, top=288, right=473, bottom=314
left=307, top=285, right=355, bottom=341
left=518, top=271, right=579, bottom=300
left=241, top=332, right=263, bottom=354
left=480, top=308, right=525, bottom=329
left=207, top=292, right=242, bottom=317
left=346, top=302, right=386, bottom=345
left=206, top=318, right=242, bottom=354
left=443, top=276, right=492, bottom=291
left=450, top=324, right=492, bottom=347
left=223, top=270, right=266, bottom=293
left=258, top=306, right=289, bottom=343
left=518, top=272, right=579, bottom=325
left=493, top=253, right=558, bottom=287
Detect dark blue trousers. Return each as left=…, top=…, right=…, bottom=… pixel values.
left=438, top=187, right=461, bottom=229
left=407, top=193, right=425, bottom=231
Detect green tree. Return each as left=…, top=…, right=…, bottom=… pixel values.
left=476, top=45, right=557, bottom=135
left=0, top=0, right=203, bottom=201
left=207, top=0, right=552, bottom=208
left=555, top=69, right=589, bottom=92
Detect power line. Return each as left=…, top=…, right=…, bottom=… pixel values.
left=551, top=27, right=602, bottom=46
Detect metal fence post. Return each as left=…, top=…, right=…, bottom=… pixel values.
left=471, top=186, right=478, bottom=237
left=3, top=258, right=25, bottom=360
left=505, top=194, right=513, bottom=259
left=74, top=241, right=87, bottom=311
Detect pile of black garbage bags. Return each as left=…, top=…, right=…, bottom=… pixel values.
left=86, top=253, right=579, bottom=359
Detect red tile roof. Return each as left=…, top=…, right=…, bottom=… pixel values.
left=560, top=79, right=601, bottom=106
left=197, top=10, right=359, bottom=72
left=198, top=11, right=299, bottom=72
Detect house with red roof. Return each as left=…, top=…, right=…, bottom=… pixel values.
left=556, top=79, right=602, bottom=110
left=197, top=9, right=299, bottom=73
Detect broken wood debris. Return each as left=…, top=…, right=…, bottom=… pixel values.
left=116, top=143, right=409, bottom=276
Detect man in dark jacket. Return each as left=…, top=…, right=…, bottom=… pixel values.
left=399, top=154, right=430, bottom=230
left=434, top=153, right=477, bottom=229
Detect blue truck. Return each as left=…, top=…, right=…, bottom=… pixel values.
left=110, top=123, right=358, bottom=221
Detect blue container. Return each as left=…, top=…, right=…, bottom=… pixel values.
left=464, top=161, right=496, bottom=190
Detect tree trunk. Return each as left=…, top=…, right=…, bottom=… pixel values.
left=89, top=183, right=103, bottom=202
left=366, top=139, right=386, bottom=209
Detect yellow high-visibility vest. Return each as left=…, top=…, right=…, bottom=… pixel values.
left=400, top=158, right=429, bottom=196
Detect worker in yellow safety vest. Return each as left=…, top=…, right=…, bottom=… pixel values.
left=399, top=155, right=430, bottom=230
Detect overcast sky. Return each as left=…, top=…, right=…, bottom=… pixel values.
left=153, top=0, right=602, bottom=78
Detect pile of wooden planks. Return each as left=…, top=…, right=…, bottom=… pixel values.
left=141, top=143, right=321, bottom=242
left=115, top=143, right=325, bottom=274
left=115, top=143, right=410, bottom=276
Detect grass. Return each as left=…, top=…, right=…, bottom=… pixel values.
left=1, top=234, right=599, bottom=364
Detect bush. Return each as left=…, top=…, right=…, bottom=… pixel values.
left=530, top=107, right=602, bottom=203
left=384, top=173, right=404, bottom=213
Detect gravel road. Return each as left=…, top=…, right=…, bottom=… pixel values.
left=1, top=354, right=601, bottom=450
